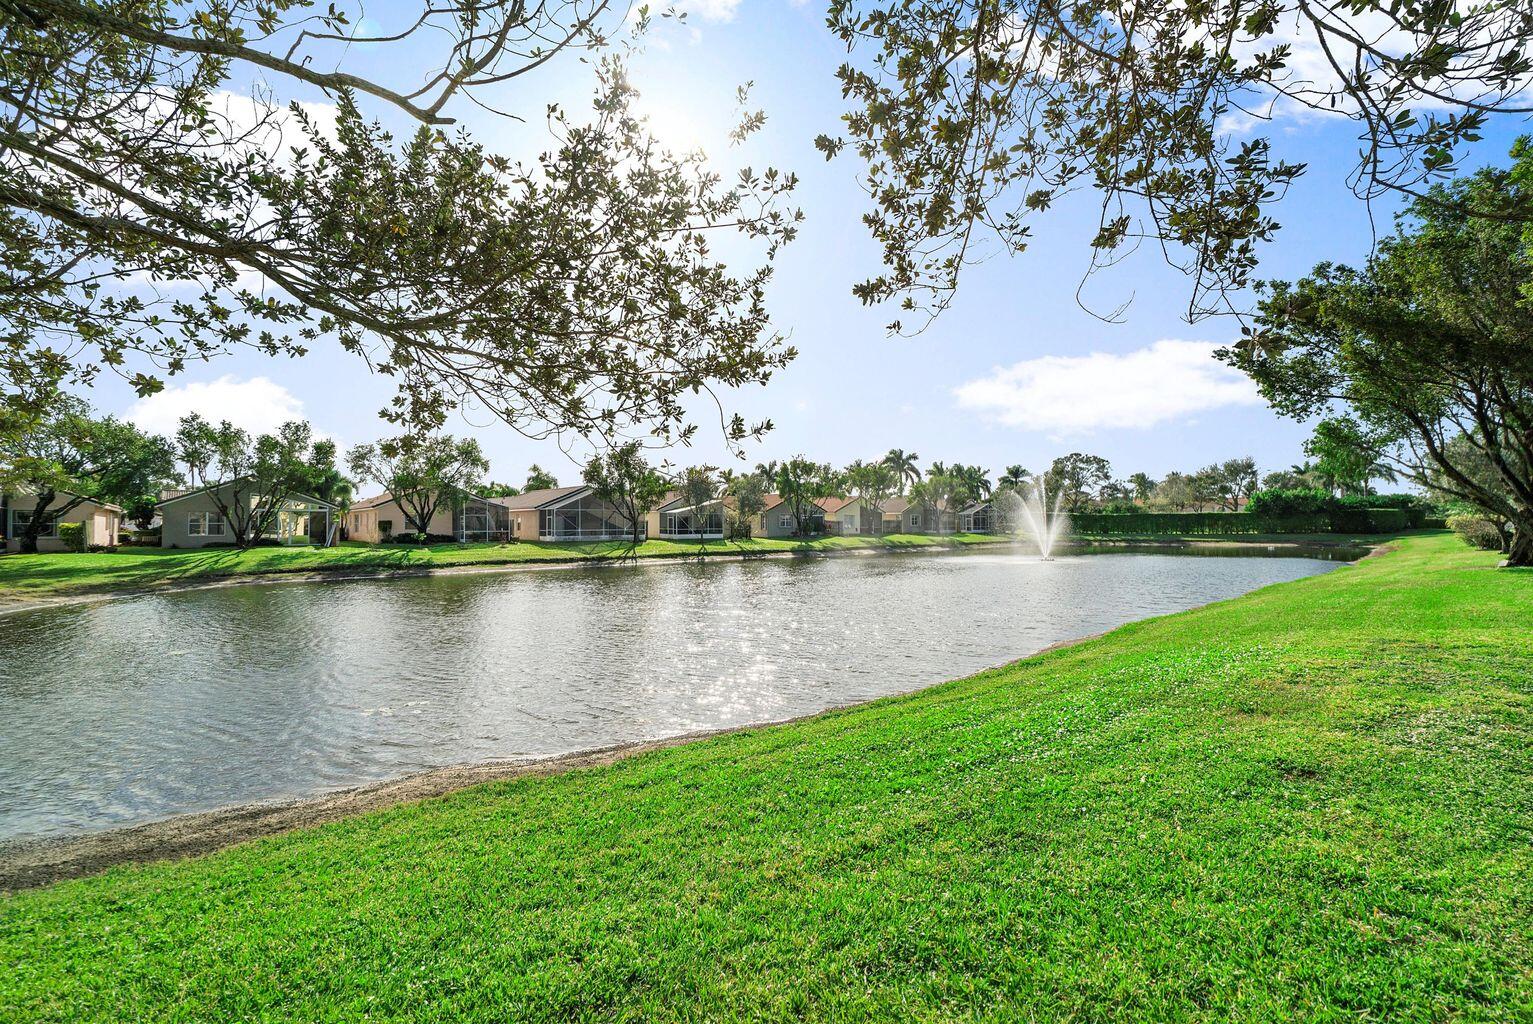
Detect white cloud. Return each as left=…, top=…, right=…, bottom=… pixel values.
left=681, top=0, right=740, bottom=22
left=126, top=374, right=312, bottom=438
left=952, top=340, right=1262, bottom=434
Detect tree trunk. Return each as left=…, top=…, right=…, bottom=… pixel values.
left=19, top=490, right=56, bottom=554
left=1506, top=511, right=1533, bottom=567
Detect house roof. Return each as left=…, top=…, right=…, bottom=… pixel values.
left=489, top=485, right=587, bottom=510
left=156, top=477, right=335, bottom=510
left=881, top=495, right=911, bottom=516
left=657, top=491, right=727, bottom=513
left=818, top=496, right=856, bottom=515
left=960, top=501, right=991, bottom=515
left=352, top=491, right=397, bottom=511
left=760, top=493, right=840, bottom=515
left=3, top=488, right=125, bottom=514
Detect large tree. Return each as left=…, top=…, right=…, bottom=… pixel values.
left=582, top=442, right=668, bottom=546
left=676, top=465, right=721, bottom=539
left=1043, top=453, right=1113, bottom=512
left=882, top=449, right=922, bottom=492
left=174, top=414, right=330, bottom=548
left=2, top=2, right=800, bottom=449
left=775, top=457, right=841, bottom=536
left=1223, top=140, right=1533, bottom=564
left=845, top=458, right=899, bottom=534
left=823, top=1, right=1533, bottom=329
left=0, top=396, right=177, bottom=551
left=1303, top=417, right=1398, bottom=496
left=347, top=433, right=488, bottom=541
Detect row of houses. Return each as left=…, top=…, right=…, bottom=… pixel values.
left=4, top=478, right=1002, bottom=552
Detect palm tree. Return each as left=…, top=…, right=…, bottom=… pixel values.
left=754, top=459, right=779, bottom=485
left=1127, top=472, right=1156, bottom=504
left=961, top=464, right=992, bottom=499
left=882, top=449, right=921, bottom=492
left=998, top=464, right=1029, bottom=490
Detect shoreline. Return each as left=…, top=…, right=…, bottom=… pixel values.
left=0, top=533, right=1380, bottom=619
left=0, top=630, right=1108, bottom=892
left=0, top=540, right=1386, bottom=890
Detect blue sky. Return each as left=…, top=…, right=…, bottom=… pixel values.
left=102, top=2, right=1530, bottom=490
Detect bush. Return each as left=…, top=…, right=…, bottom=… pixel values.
left=727, top=514, right=753, bottom=540
left=1246, top=488, right=1333, bottom=518
left=57, top=521, right=86, bottom=552
left=1447, top=514, right=1505, bottom=551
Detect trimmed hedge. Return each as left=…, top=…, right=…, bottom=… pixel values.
left=1070, top=508, right=1410, bottom=536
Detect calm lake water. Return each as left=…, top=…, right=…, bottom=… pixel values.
left=0, top=546, right=1358, bottom=841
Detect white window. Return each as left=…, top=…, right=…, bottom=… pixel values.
left=187, top=511, right=225, bottom=537
left=779, top=513, right=793, bottom=528
left=12, top=510, right=57, bottom=537
left=910, top=513, right=921, bottom=528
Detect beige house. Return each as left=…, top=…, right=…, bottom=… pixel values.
left=347, top=491, right=455, bottom=543
left=2, top=491, right=122, bottom=553
left=492, top=485, right=644, bottom=542
left=158, top=479, right=334, bottom=548
left=646, top=492, right=727, bottom=540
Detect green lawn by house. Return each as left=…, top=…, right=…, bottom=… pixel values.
left=0, top=532, right=1009, bottom=603
left=2, top=533, right=1528, bottom=1021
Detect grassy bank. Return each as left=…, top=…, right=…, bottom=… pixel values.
left=3, top=534, right=1529, bottom=1020
left=0, top=532, right=1008, bottom=603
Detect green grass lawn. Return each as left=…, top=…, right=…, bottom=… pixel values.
left=0, top=532, right=1008, bottom=603
left=2, top=533, right=1529, bottom=1021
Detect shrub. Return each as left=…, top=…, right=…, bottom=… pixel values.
left=1447, top=514, right=1505, bottom=551
left=727, top=514, right=753, bottom=540
left=1246, top=488, right=1333, bottom=518
left=57, top=522, right=86, bottom=552
left=1096, top=500, right=1142, bottom=515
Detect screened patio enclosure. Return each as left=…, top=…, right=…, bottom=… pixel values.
left=959, top=504, right=995, bottom=534
left=539, top=494, right=642, bottom=541
left=658, top=501, right=726, bottom=540
left=454, top=496, right=512, bottom=543
left=276, top=499, right=331, bottom=545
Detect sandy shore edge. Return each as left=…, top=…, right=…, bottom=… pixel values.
left=0, top=631, right=1106, bottom=893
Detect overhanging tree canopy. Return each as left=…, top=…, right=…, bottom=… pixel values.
left=1222, top=140, right=1533, bottom=564
left=2, top=0, right=800, bottom=448
left=822, top=0, right=1533, bottom=328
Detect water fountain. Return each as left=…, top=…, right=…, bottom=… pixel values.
left=1000, top=477, right=1070, bottom=559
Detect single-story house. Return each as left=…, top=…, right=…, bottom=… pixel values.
left=348, top=490, right=456, bottom=542
left=881, top=496, right=957, bottom=534
left=493, top=485, right=645, bottom=542
left=959, top=501, right=997, bottom=534
left=158, top=479, right=335, bottom=548
left=823, top=496, right=909, bottom=535
left=646, top=492, right=727, bottom=540
left=2, top=490, right=123, bottom=553
left=758, top=494, right=830, bottom=538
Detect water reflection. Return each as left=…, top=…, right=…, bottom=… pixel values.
left=0, top=547, right=1348, bottom=840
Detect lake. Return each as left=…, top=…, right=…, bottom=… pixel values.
left=0, top=545, right=1359, bottom=841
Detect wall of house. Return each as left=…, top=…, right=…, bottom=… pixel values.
left=160, top=492, right=233, bottom=549
left=4, top=493, right=120, bottom=553
left=760, top=503, right=829, bottom=538
left=505, top=509, right=540, bottom=540
left=349, top=501, right=453, bottom=542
